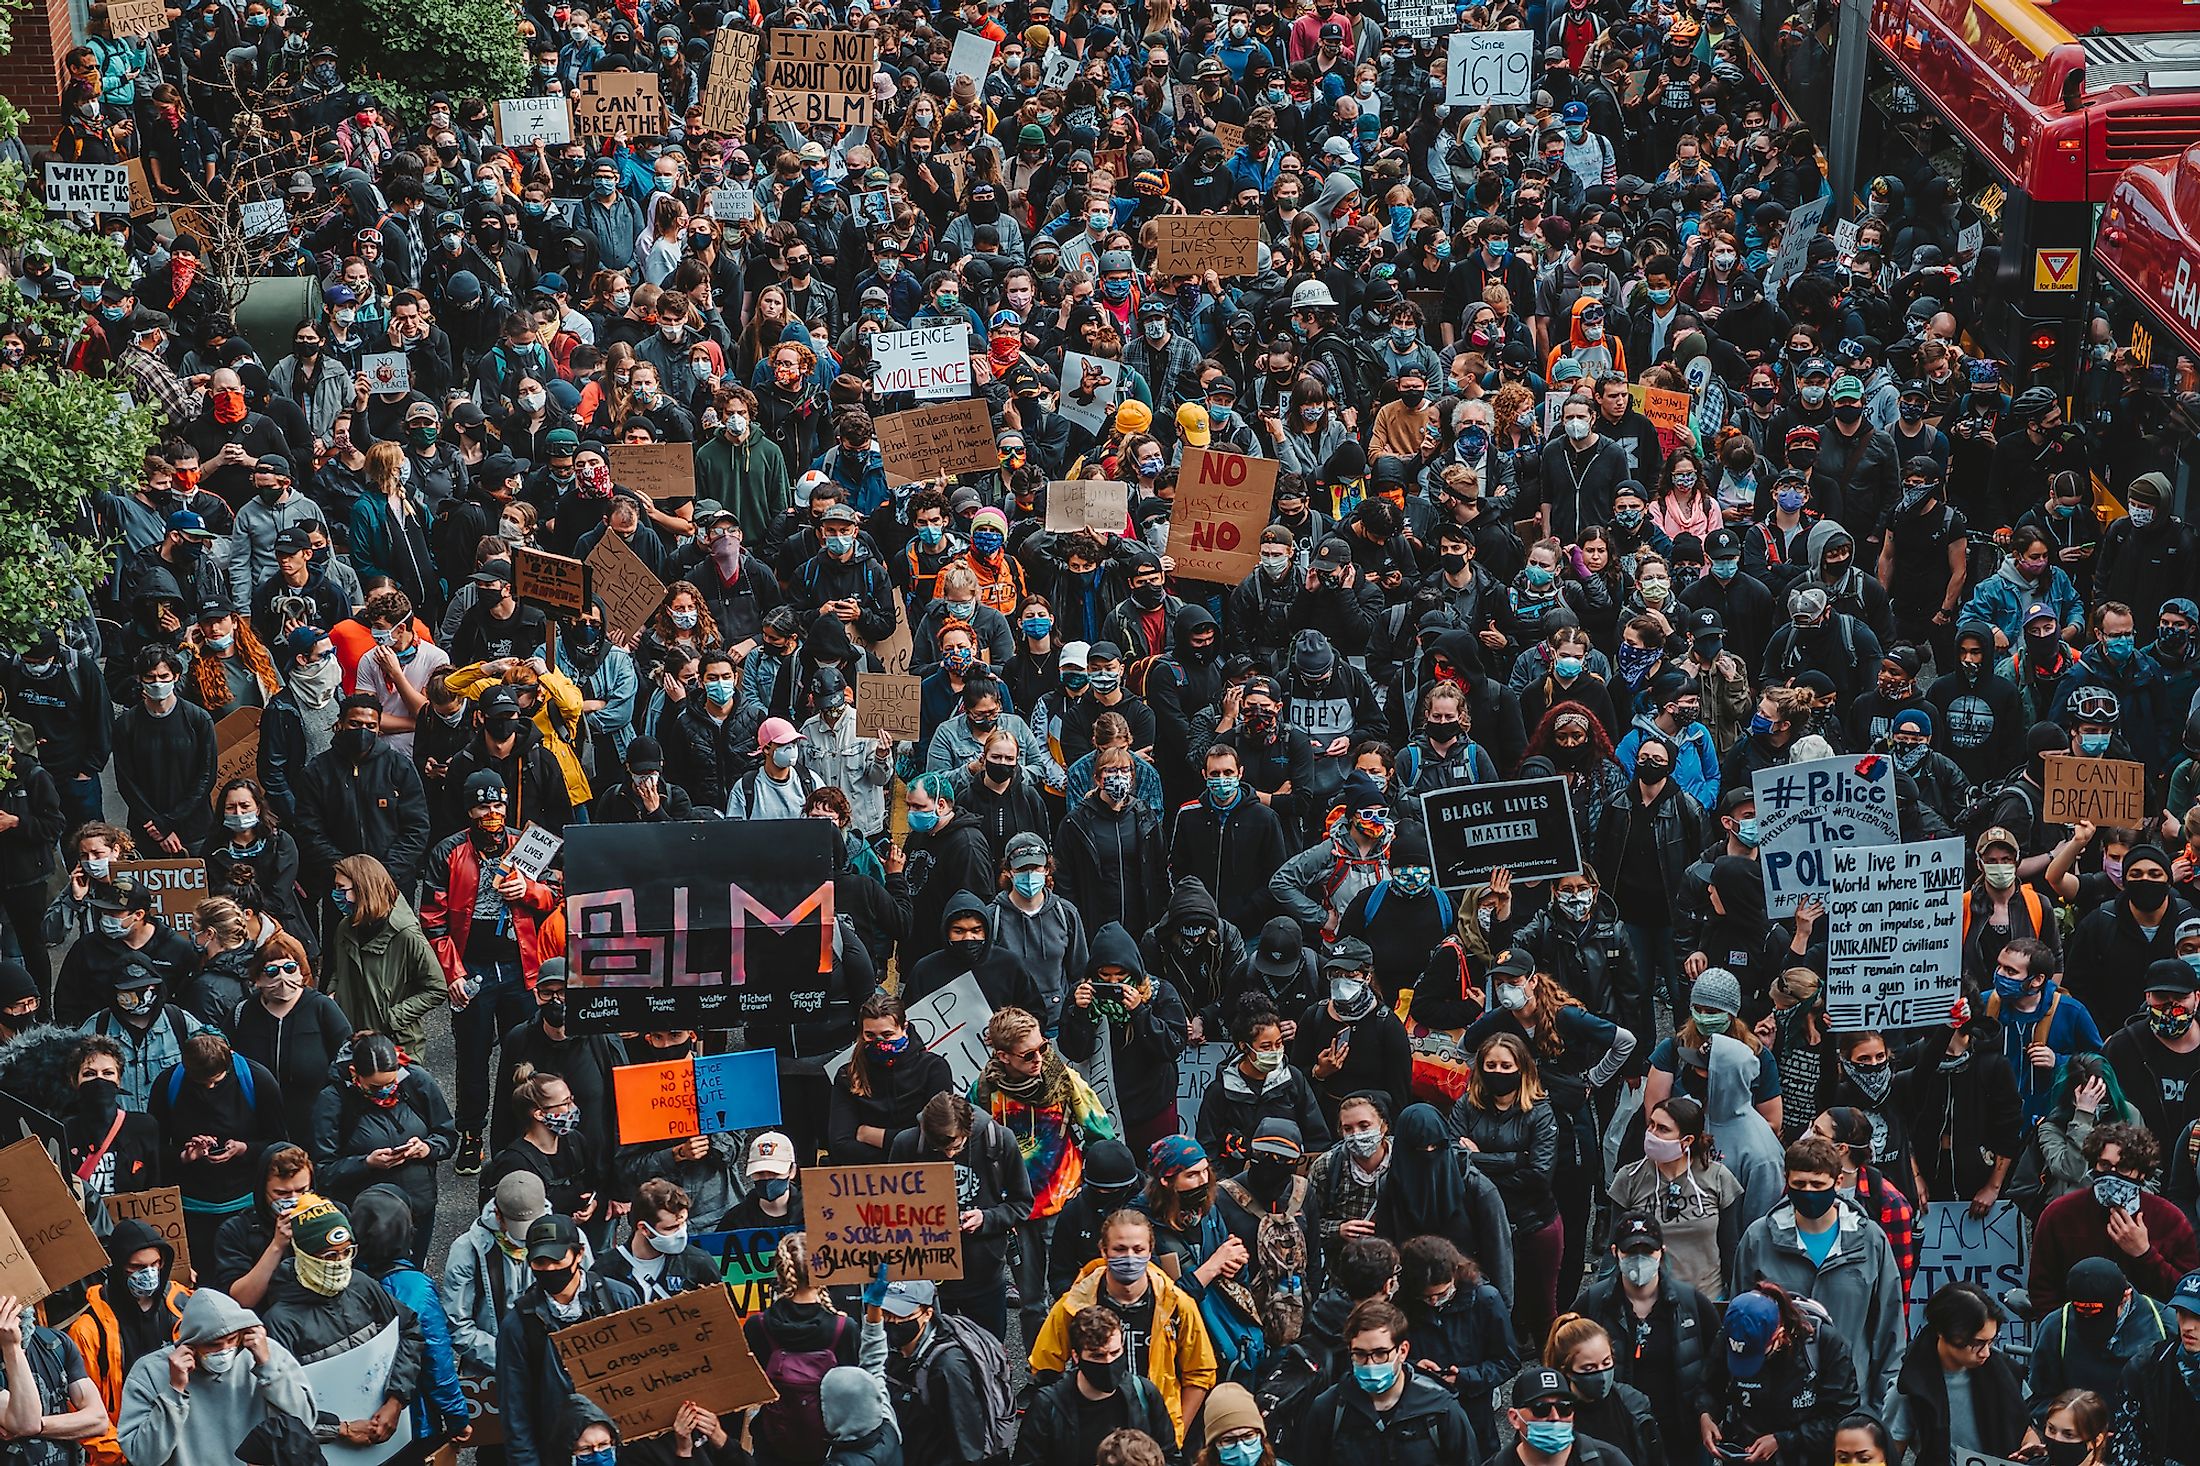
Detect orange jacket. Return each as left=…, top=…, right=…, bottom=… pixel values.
left=67, top=1279, right=190, bottom=1466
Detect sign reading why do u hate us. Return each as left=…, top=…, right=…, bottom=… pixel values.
left=803, top=1163, right=965, bottom=1282
left=1169, top=447, right=1275, bottom=582
left=563, top=819, right=843, bottom=1034
left=44, top=163, right=131, bottom=215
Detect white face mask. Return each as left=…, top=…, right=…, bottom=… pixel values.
left=517, top=390, right=546, bottom=412
left=198, top=1346, right=241, bottom=1375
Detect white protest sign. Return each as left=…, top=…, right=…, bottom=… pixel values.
left=872, top=324, right=971, bottom=400
left=1957, top=219, right=1984, bottom=260
left=240, top=198, right=288, bottom=241
left=299, top=1319, right=412, bottom=1464
left=508, top=824, right=563, bottom=881
left=363, top=352, right=412, bottom=396
left=1752, top=754, right=1898, bottom=917
left=1832, top=218, right=1860, bottom=256
left=947, top=30, right=997, bottom=84
left=1766, top=193, right=1831, bottom=285
left=498, top=96, right=573, bottom=146
left=43, top=162, right=131, bottom=215
left=1912, top=1202, right=2032, bottom=1360
left=1445, top=30, right=1533, bottom=106
left=1041, top=48, right=1077, bottom=87
left=1177, top=1041, right=1231, bottom=1119
left=710, top=183, right=757, bottom=221
left=855, top=189, right=895, bottom=228
left=1070, top=1022, right=1121, bottom=1132
left=1825, top=838, right=1965, bottom=1032
left=1058, top=353, right=1124, bottom=433
left=827, top=972, right=992, bottom=1094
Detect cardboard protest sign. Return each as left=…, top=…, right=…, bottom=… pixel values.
left=1826, top=838, right=1965, bottom=1031
left=699, top=27, right=761, bottom=134
left=44, top=162, right=131, bottom=214
left=112, top=859, right=207, bottom=936
left=865, top=590, right=914, bottom=674
left=803, top=1163, right=965, bottom=1282
left=124, top=158, right=158, bottom=217
left=564, top=819, right=842, bottom=1033
left=508, top=823, right=564, bottom=881
left=238, top=198, right=289, bottom=242
left=1056, top=353, right=1124, bottom=434
left=612, top=1059, right=700, bottom=1144
left=1169, top=447, right=1276, bottom=583
left=877, top=399, right=995, bottom=485
left=1211, top=121, right=1245, bottom=154
left=1910, top=1202, right=2032, bottom=1359
left=555, top=1288, right=775, bottom=1441
left=693, top=1049, right=782, bottom=1133
left=0, top=1209, right=52, bottom=1305
left=709, top=184, right=756, bottom=222
left=607, top=442, right=695, bottom=502
left=0, top=1139, right=115, bottom=1300
left=827, top=971, right=993, bottom=1094
left=854, top=672, right=923, bottom=740
left=363, top=351, right=411, bottom=395
left=947, top=29, right=996, bottom=83
left=586, top=528, right=666, bottom=644
left=2042, top=754, right=2147, bottom=827
left=764, top=30, right=876, bottom=127
left=105, top=1187, right=190, bottom=1274
left=1150, top=215, right=1259, bottom=277
left=1445, top=29, right=1533, bottom=105
left=213, top=708, right=261, bottom=804
left=1754, top=754, right=1899, bottom=916
left=497, top=96, right=572, bottom=146
left=1420, top=777, right=1584, bottom=890
left=693, top=1225, right=798, bottom=1314
left=570, top=71, right=667, bottom=142
left=512, top=545, right=591, bottom=617
left=1046, top=479, right=1126, bottom=534
left=872, top=324, right=972, bottom=400
left=106, top=0, right=169, bottom=36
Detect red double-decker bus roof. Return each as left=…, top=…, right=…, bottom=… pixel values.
left=1870, top=0, right=2200, bottom=202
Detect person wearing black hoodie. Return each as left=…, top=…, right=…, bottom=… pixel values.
left=1046, top=1137, right=1148, bottom=1298
left=828, top=992, right=957, bottom=1167
left=1146, top=605, right=1226, bottom=808
left=1060, top=923, right=1191, bottom=1154
left=2069, top=848, right=2193, bottom=1037
left=903, top=892, right=1050, bottom=1017
left=888, top=1091, right=1034, bottom=1341
left=1139, top=878, right=1248, bottom=1034
left=901, top=773, right=997, bottom=971
left=66, top=1038, right=164, bottom=1220
left=1925, top=621, right=2029, bottom=786
left=113, top=645, right=218, bottom=853
left=68, top=1215, right=186, bottom=1466
left=1395, top=631, right=1528, bottom=775
left=1171, top=742, right=1292, bottom=940
left=489, top=959, right=627, bottom=1160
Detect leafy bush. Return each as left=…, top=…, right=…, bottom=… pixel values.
left=304, top=0, right=527, bottom=117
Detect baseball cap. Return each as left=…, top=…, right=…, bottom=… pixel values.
left=747, top=1131, right=797, bottom=1179
left=1511, top=1364, right=1572, bottom=1408
left=2144, top=958, right=2197, bottom=996
left=1612, top=1211, right=1663, bottom=1254
left=1322, top=937, right=1374, bottom=971
left=2169, top=1268, right=2200, bottom=1316
left=1723, top=1292, right=1782, bottom=1377
left=1247, top=1119, right=1303, bottom=1161
left=1059, top=641, right=1091, bottom=670
left=89, top=876, right=142, bottom=913
left=757, top=717, right=801, bottom=748
left=167, top=510, right=214, bottom=540
left=878, top=1279, right=938, bottom=1317
left=1488, top=949, right=1535, bottom=981
left=626, top=736, right=666, bottom=773
left=525, top=1213, right=583, bottom=1262
left=1251, top=917, right=1304, bottom=978
left=1005, top=833, right=1050, bottom=871
left=473, top=558, right=515, bottom=585
left=494, top=1172, right=549, bottom=1231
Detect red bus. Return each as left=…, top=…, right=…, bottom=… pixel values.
left=2085, top=144, right=2200, bottom=508
left=1754, top=0, right=2200, bottom=380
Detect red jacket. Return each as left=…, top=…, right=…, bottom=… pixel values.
left=2029, top=1187, right=2199, bottom=1313
left=418, top=829, right=560, bottom=986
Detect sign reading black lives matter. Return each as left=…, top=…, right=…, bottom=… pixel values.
left=563, top=820, right=843, bottom=1033
left=1420, top=777, right=1583, bottom=891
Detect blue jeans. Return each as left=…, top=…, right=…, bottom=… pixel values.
left=58, top=775, right=103, bottom=831
left=453, top=960, right=535, bottom=1134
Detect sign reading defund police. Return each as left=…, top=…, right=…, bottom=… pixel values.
left=563, top=819, right=844, bottom=1033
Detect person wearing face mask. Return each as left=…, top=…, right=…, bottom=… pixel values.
left=1297, top=1299, right=1483, bottom=1466
left=1965, top=819, right=2063, bottom=1001
left=2025, top=1259, right=2170, bottom=1422
left=1058, top=744, right=1170, bottom=938
left=84, top=951, right=209, bottom=1113
left=1195, top=1008, right=1330, bottom=1177
left=441, top=1167, right=548, bottom=1388
left=115, top=1285, right=315, bottom=1466
left=69, top=1216, right=189, bottom=1466
left=497, top=1211, right=642, bottom=1466
left=589, top=1177, right=722, bottom=1308
left=147, top=1031, right=290, bottom=1266
left=1572, top=1211, right=1725, bottom=1457
left=2072, top=848, right=2196, bottom=1049
left=1729, top=1134, right=1905, bottom=1409
left=1901, top=1002, right=2024, bottom=1211
left=2053, top=606, right=2172, bottom=776
left=1540, top=1315, right=1660, bottom=1466
left=1331, top=822, right=1454, bottom=1001
left=112, top=645, right=217, bottom=857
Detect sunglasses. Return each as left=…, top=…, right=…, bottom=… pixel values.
left=263, top=960, right=301, bottom=976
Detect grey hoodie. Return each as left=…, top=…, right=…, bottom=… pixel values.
left=1705, top=1032, right=1787, bottom=1225
left=117, top=1287, right=315, bottom=1466
left=1729, top=1193, right=1905, bottom=1411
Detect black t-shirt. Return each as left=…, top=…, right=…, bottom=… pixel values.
left=1097, top=1284, right=1158, bottom=1382
left=1887, top=503, right=1967, bottom=613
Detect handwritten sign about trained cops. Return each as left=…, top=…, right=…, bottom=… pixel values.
left=1420, top=776, right=1584, bottom=891
left=803, top=1163, right=965, bottom=1282
left=1825, top=838, right=1965, bottom=1031
left=2042, top=754, right=2148, bottom=827
left=871, top=325, right=971, bottom=400
left=555, top=1289, right=775, bottom=1441
left=1169, top=447, right=1275, bottom=582
left=44, top=162, right=131, bottom=215
left=1753, top=754, right=1899, bottom=917
left=1444, top=29, right=1533, bottom=106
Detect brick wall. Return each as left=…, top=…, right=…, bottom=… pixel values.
left=1, top=0, right=76, bottom=145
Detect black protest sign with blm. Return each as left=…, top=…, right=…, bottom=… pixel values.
left=562, top=819, right=844, bottom=1032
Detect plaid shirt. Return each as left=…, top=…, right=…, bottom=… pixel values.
left=1858, top=1164, right=1918, bottom=1298
left=116, top=342, right=204, bottom=429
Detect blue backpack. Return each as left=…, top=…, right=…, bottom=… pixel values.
left=163, top=1051, right=257, bottom=1108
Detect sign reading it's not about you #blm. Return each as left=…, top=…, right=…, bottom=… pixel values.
left=562, top=819, right=846, bottom=1033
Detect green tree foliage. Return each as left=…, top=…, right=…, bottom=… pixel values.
left=304, top=0, right=527, bottom=116
left=0, top=17, right=156, bottom=667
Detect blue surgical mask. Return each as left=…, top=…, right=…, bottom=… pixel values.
left=1207, top=773, right=1241, bottom=803
left=2080, top=732, right=2112, bottom=756
left=906, top=807, right=940, bottom=833
left=1020, top=616, right=1052, bottom=639
left=1736, top=817, right=1760, bottom=848
left=1218, top=1440, right=1264, bottom=1466
left=1522, top=1423, right=1575, bottom=1455
left=1749, top=712, right=1776, bottom=737
left=1553, top=654, right=1584, bottom=679
left=2105, top=633, right=2135, bottom=660
left=1353, top=1361, right=1399, bottom=1394
left=1012, top=869, right=1047, bottom=898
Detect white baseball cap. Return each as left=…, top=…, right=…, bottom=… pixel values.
left=747, top=1131, right=797, bottom=1179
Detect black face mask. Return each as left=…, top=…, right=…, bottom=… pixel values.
left=2126, top=878, right=2171, bottom=911
left=333, top=727, right=377, bottom=761
left=884, top=1317, right=924, bottom=1349
left=531, top=1262, right=576, bottom=1294
left=948, top=936, right=987, bottom=966
left=1075, top=1356, right=1123, bottom=1392
left=539, top=997, right=567, bottom=1028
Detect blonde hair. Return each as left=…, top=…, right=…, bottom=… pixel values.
left=1543, top=1313, right=1612, bottom=1370
left=986, top=1006, right=1042, bottom=1052
left=937, top=563, right=979, bottom=599
left=195, top=896, right=251, bottom=950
